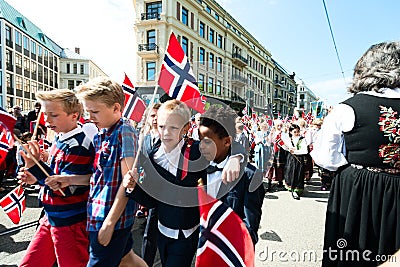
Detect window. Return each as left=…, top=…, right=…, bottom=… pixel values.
left=146, top=1, right=162, bottom=19
left=208, top=77, right=213, bottom=93
left=15, top=30, right=22, bottom=47
left=68, top=80, right=74, bottom=89
left=217, top=57, right=222, bottom=72
left=80, top=64, right=84, bottom=74
left=217, top=35, right=222, bottom=48
left=147, top=30, right=156, bottom=46
left=23, top=57, right=30, bottom=77
left=199, top=21, right=205, bottom=38
left=73, top=63, right=77, bottom=74
left=66, top=63, right=70, bottom=73
left=216, top=80, right=221, bottom=95
left=198, top=74, right=204, bottom=91
left=209, top=53, right=214, bottom=69
left=23, top=36, right=29, bottom=51
left=5, top=25, right=12, bottom=46
left=30, top=40, right=36, bottom=55
left=181, top=36, right=188, bottom=56
left=147, top=62, right=156, bottom=81
left=215, top=13, right=219, bottom=20
left=181, top=7, right=188, bottom=25
left=209, top=28, right=214, bottom=43
left=205, top=6, right=211, bottom=13
left=199, top=47, right=205, bottom=64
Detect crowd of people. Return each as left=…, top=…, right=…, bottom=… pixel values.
left=0, top=40, right=399, bottom=267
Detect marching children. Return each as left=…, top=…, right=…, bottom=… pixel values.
left=124, top=100, right=244, bottom=267
left=18, top=89, right=95, bottom=267
left=198, top=106, right=265, bottom=245
left=75, top=77, right=146, bottom=267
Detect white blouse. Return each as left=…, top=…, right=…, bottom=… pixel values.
left=310, top=88, right=400, bottom=171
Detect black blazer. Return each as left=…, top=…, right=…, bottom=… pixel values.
left=208, top=162, right=265, bottom=245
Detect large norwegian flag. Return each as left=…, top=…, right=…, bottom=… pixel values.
left=196, top=187, right=255, bottom=267
left=122, top=73, right=146, bottom=122
left=0, top=185, right=26, bottom=224
left=158, top=32, right=206, bottom=113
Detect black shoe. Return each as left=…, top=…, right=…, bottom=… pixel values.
left=291, top=191, right=300, bottom=200
left=277, top=181, right=284, bottom=188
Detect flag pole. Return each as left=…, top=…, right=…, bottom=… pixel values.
left=13, top=134, right=66, bottom=196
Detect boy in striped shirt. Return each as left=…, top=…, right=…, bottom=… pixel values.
left=18, top=89, right=94, bottom=267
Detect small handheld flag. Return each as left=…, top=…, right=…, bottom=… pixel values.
left=122, top=73, right=146, bottom=122
left=0, top=186, right=26, bottom=224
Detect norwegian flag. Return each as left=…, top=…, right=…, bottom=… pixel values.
left=122, top=73, right=146, bottom=122
left=0, top=107, right=17, bottom=134
left=0, top=186, right=26, bottom=224
left=0, top=108, right=16, bottom=165
left=158, top=32, right=206, bottom=113
left=196, top=187, right=255, bottom=267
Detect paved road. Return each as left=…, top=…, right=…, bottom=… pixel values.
left=0, top=172, right=328, bottom=267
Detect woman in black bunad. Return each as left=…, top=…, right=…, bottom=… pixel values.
left=311, top=41, right=400, bottom=267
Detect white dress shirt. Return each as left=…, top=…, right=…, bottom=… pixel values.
left=310, top=88, right=400, bottom=171
left=207, top=157, right=229, bottom=198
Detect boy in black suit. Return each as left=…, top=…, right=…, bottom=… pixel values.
left=124, top=100, right=244, bottom=267
left=199, top=106, right=265, bottom=245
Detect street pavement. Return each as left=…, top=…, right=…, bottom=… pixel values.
left=0, top=172, right=328, bottom=267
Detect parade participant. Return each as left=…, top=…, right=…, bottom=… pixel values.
left=198, top=106, right=265, bottom=245
left=18, top=89, right=95, bottom=267
left=266, top=119, right=288, bottom=191
left=296, top=118, right=313, bottom=182
left=235, top=122, right=250, bottom=154
left=137, top=103, right=161, bottom=267
left=75, top=77, right=147, bottom=267
left=311, top=41, right=400, bottom=266
left=123, top=100, right=244, bottom=267
left=12, top=105, right=26, bottom=133
left=284, top=123, right=308, bottom=200
left=254, top=121, right=271, bottom=178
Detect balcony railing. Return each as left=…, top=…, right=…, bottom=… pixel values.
left=138, top=43, right=158, bottom=52
left=232, top=53, right=248, bottom=65
left=231, top=74, right=248, bottom=85
left=141, top=12, right=160, bottom=20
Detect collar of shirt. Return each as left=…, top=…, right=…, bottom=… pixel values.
left=57, top=126, right=83, bottom=141
left=153, top=139, right=185, bottom=176
left=207, top=156, right=229, bottom=198
left=360, top=88, right=400, bottom=98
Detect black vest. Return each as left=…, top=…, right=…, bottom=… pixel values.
left=342, top=94, right=400, bottom=168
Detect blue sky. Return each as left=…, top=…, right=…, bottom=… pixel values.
left=5, top=0, right=400, bottom=107
left=218, top=0, right=400, bottom=106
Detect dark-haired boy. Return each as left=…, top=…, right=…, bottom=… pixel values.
left=199, top=106, right=265, bottom=245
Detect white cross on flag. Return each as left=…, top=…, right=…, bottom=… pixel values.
left=122, top=73, right=146, bottom=122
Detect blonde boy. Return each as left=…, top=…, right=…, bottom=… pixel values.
left=75, top=77, right=146, bottom=267
left=19, top=89, right=94, bottom=267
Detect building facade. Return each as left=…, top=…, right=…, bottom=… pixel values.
left=297, top=80, right=318, bottom=114
left=133, top=0, right=297, bottom=117
left=0, top=0, right=108, bottom=111
left=59, top=47, right=108, bottom=90
left=0, top=0, right=63, bottom=110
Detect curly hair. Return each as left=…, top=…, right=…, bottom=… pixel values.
left=200, top=105, right=237, bottom=138
left=348, top=41, right=400, bottom=94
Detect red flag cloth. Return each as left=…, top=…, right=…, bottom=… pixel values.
left=0, top=186, right=26, bottom=224
left=122, top=73, right=146, bottom=122
left=196, top=187, right=255, bottom=267
left=158, top=32, right=206, bottom=113
left=0, top=107, right=17, bottom=134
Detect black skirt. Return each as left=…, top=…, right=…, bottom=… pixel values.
left=284, top=153, right=305, bottom=192
left=322, top=165, right=400, bottom=267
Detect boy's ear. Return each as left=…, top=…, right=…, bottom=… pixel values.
left=113, top=103, right=122, bottom=113
left=224, top=136, right=232, bottom=147
left=71, top=112, right=79, bottom=121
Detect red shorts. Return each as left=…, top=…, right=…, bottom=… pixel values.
left=19, top=215, right=89, bottom=267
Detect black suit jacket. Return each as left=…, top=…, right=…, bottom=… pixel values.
left=208, top=162, right=265, bottom=245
